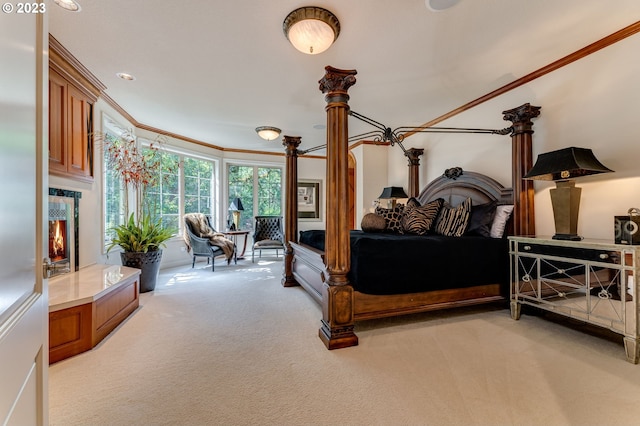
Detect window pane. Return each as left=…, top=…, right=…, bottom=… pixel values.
left=103, top=131, right=126, bottom=246
left=258, top=167, right=282, bottom=216
left=142, top=149, right=180, bottom=234
left=184, top=157, right=214, bottom=221
left=228, top=165, right=254, bottom=230
left=227, top=165, right=282, bottom=231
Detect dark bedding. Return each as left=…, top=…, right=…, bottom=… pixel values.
left=299, top=230, right=509, bottom=295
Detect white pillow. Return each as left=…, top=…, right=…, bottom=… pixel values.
left=490, top=205, right=514, bottom=238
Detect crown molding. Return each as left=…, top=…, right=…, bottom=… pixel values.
left=49, top=34, right=106, bottom=102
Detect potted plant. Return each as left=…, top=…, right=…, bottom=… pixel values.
left=107, top=213, right=174, bottom=292
left=102, top=130, right=176, bottom=292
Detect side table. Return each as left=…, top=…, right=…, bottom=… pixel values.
left=223, top=230, right=250, bottom=260
left=509, top=235, right=640, bottom=363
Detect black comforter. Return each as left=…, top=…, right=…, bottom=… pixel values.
left=299, top=230, right=509, bottom=295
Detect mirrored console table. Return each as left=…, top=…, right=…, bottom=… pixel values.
left=509, top=236, right=640, bottom=363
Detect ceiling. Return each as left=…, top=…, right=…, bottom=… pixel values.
left=48, top=0, right=640, bottom=154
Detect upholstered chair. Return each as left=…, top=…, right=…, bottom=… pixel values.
left=252, top=216, right=285, bottom=263
left=183, top=213, right=236, bottom=271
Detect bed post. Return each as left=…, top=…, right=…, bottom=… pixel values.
left=503, top=103, right=541, bottom=236
left=405, top=148, right=424, bottom=198
left=282, top=135, right=302, bottom=287
left=318, top=66, right=358, bottom=349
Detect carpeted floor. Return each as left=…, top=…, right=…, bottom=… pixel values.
left=49, top=258, right=640, bottom=425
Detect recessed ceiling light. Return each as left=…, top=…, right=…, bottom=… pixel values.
left=116, top=72, right=136, bottom=81
left=53, top=0, right=81, bottom=12
left=425, top=0, right=460, bottom=12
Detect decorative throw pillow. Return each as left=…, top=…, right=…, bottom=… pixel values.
left=490, top=205, right=514, bottom=238
left=465, top=201, right=497, bottom=237
left=405, top=197, right=421, bottom=210
left=403, top=198, right=444, bottom=235
left=375, top=204, right=404, bottom=233
left=434, top=197, right=472, bottom=237
left=400, top=197, right=422, bottom=231
left=361, top=213, right=386, bottom=233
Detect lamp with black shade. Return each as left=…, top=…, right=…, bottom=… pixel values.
left=378, top=186, right=408, bottom=209
left=524, top=147, right=613, bottom=241
left=228, top=198, right=245, bottom=231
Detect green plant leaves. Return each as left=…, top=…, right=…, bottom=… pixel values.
left=106, top=213, right=176, bottom=253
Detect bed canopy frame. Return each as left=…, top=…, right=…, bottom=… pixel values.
left=282, top=66, right=540, bottom=349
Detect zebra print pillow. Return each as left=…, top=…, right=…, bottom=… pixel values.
left=434, top=197, right=472, bottom=237
left=402, top=198, right=444, bottom=235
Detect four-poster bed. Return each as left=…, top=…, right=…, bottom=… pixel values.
left=282, top=66, right=540, bottom=349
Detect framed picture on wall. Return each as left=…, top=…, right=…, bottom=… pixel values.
left=298, top=180, right=321, bottom=221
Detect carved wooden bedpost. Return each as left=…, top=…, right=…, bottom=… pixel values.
left=405, top=148, right=424, bottom=198
left=282, top=135, right=302, bottom=287
left=503, top=103, right=541, bottom=236
left=318, top=66, right=358, bottom=349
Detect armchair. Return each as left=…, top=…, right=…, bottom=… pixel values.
left=252, top=216, right=285, bottom=263
left=183, top=213, right=236, bottom=271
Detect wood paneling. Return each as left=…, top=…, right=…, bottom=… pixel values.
left=48, top=68, right=94, bottom=182
left=48, top=274, right=139, bottom=364
left=49, top=304, right=92, bottom=365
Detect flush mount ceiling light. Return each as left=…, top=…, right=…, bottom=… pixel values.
left=116, top=72, right=136, bottom=81
left=255, top=126, right=281, bottom=141
left=283, top=6, right=340, bottom=55
left=53, top=0, right=81, bottom=12
left=425, top=0, right=460, bottom=12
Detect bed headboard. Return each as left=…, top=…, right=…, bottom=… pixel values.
left=416, top=167, right=513, bottom=207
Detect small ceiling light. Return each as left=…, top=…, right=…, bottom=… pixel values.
left=116, top=72, right=136, bottom=81
left=425, top=0, right=460, bottom=12
left=283, top=7, right=340, bottom=55
left=255, top=126, right=281, bottom=141
left=53, top=0, right=81, bottom=12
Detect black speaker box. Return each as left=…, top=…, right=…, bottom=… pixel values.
left=615, top=215, right=640, bottom=245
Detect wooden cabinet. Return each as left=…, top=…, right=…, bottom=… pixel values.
left=48, top=264, right=141, bottom=364
left=48, top=35, right=105, bottom=182
left=509, top=236, right=640, bottom=363
left=48, top=68, right=94, bottom=182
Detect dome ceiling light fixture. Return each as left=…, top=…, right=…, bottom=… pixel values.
left=116, top=72, right=136, bottom=81
left=255, top=126, right=281, bottom=141
left=283, top=6, right=340, bottom=55
left=53, top=0, right=81, bottom=12
left=425, top=0, right=461, bottom=12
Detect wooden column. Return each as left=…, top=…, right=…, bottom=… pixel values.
left=318, top=66, right=358, bottom=349
left=405, top=148, right=424, bottom=198
left=503, top=103, right=541, bottom=237
left=282, top=136, right=301, bottom=287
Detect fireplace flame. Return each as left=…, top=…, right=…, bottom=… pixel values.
left=52, top=221, right=65, bottom=257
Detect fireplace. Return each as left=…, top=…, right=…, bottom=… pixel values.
left=48, top=188, right=81, bottom=278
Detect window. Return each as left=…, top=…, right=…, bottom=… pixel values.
left=102, top=116, right=128, bottom=248
left=184, top=157, right=213, bottom=216
left=143, top=149, right=181, bottom=232
left=103, top=128, right=218, bottom=249
left=141, top=142, right=217, bottom=233
left=227, top=164, right=282, bottom=230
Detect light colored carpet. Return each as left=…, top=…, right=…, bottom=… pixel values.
left=49, top=259, right=640, bottom=426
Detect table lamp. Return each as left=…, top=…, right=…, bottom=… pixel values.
left=229, top=198, right=244, bottom=230
left=378, top=186, right=408, bottom=209
left=523, top=147, right=613, bottom=240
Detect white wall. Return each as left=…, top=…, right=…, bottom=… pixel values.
left=388, top=31, right=640, bottom=240
left=352, top=144, right=389, bottom=226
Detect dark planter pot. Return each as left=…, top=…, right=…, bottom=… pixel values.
left=120, top=250, right=163, bottom=293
